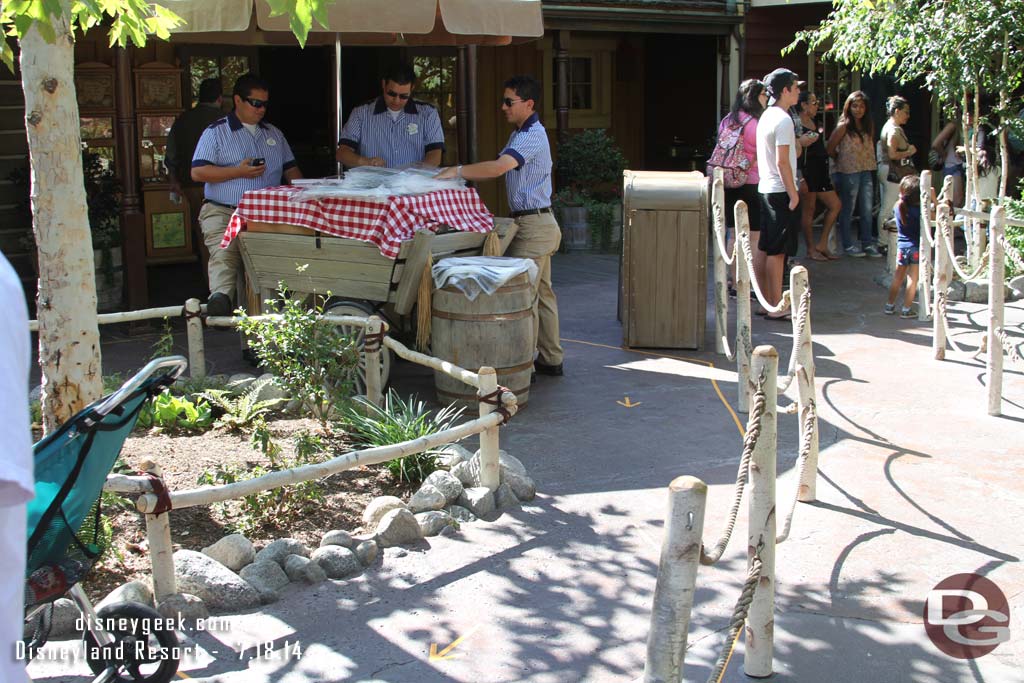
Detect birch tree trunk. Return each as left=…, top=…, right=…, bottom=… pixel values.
left=20, top=3, right=103, bottom=433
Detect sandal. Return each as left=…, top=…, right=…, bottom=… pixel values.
left=809, top=250, right=829, bottom=262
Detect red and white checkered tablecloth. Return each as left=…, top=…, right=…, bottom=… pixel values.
left=220, top=186, right=495, bottom=259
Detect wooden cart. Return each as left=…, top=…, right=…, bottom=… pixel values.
left=236, top=218, right=518, bottom=389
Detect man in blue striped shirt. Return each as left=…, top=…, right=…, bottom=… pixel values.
left=192, top=73, right=303, bottom=316
left=337, top=63, right=446, bottom=169
left=436, top=75, right=564, bottom=377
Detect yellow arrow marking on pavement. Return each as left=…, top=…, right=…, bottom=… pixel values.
left=429, top=625, right=480, bottom=661
left=617, top=396, right=641, bottom=408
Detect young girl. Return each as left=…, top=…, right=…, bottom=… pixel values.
left=885, top=175, right=929, bottom=317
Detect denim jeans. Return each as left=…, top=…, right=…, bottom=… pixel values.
left=834, top=170, right=874, bottom=249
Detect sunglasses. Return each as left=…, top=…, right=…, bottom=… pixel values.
left=243, top=96, right=268, bottom=109
left=386, top=90, right=411, bottom=100
left=502, top=97, right=524, bottom=107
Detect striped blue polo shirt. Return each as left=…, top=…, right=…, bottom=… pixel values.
left=500, top=113, right=552, bottom=213
left=338, top=97, right=445, bottom=168
left=191, top=112, right=297, bottom=206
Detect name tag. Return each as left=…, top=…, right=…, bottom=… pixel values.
left=266, top=138, right=276, bottom=146
left=407, top=123, right=418, bottom=135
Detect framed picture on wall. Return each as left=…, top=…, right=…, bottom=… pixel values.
left=135, top=67, right=182, bottom=110
left=75, top=64, right=115, bottom=111
left=143, top=188, right=194, bottom=262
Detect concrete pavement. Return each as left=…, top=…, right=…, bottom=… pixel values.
left=27, top=249, right=1024, bottom=682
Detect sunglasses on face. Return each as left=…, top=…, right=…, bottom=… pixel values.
left=243, top=97, right=268, bottom=109
left=386, top=90, right=411, bottom=100
left=502, top=97, right=524, bottom=107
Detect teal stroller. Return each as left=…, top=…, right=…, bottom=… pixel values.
left=24, top=357, right=187, bottom=683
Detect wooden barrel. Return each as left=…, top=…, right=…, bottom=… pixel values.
left=431, top=272, right=533, bottom=411
left=559, top=205, right=591, bottom=251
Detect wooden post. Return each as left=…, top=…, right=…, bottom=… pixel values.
left=115, top=45, right=148, bottom=311
left=184, top=298, right=206, bottom=379
left=643, top=476, right=708, bottom=683
left=735, top=201, right=754, bottom=412
left=712, top=171, right=728, bottom=356
left=477, top=366, right=501, bottom=490
left=467, top=45, right=479, bottom=164
left=918, top=171, right=933, bottom=322
left=365, top=315, right=383, bottom=407
left=456, top=47, right=469, bottom=165
left=554, top=31, right=570, bottom=145
left=745, top=346, right=777, bottom=678
left=933, top=202, right=952, bottom=360
left=987, top=207, right=1006, bottom=416
left=789, top=267, right=818, bottom=502
left=137, top=462, right=176, bottom=602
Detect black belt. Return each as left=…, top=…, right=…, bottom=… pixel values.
left=510, top=207, right=553, bottom=218
left=203, top=199, right=237, bottom=210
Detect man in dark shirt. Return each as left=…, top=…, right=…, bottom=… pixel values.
left=164, top=78, right=224, bottom=245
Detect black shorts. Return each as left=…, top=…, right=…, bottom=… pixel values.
left=803, top=164, right=834, bottom=193
left=759, top=192, right=800, bottom=256
left=723, top=183, right=763, bottom=232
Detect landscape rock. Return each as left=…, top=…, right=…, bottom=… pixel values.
left=254, top=538, right=310, bottom=568
left=964, top=279, right=988, bottom=303
left=438, top=524, right=460, bottom=538
left=408, top=484, right=447, bottom=513
left=311, top=545, right=363, bottom=579
left=239, top=561, right=290, bottom=603
left=96, top=580, right=153, bottom=612
left=320, top=530, right=356, bottom=549
left=362, top=496, right=407, bottom=529
left=38, top=598, right=82, bottom=638
left=445, top=505, right=477, bottom=523
left=503, top=468, right=537, bottom=501
left=457, top=487, right=495, bottom=517
left=227, top=373, right=257, bottom=391
left=29, top=385, right=41, bottom=402
left=355, top=540, right=379, bottom=566
left=202, top=533, right=255, bottom=572
left=1009, top=274, right=1024, bottom=298
left=173, top=550, right=262, bottom=611
left=255, top=373, right=288, bottom=402
left=156, top=593, right=209, bottom=625
left=451, top=460, right=478, bottom=487
left=375, top=508, right=422, bottom=547
left=423, top=470, right=463, bottom=504
left=284, top=554, right=327, bottom=584
left=435, top=443, right=473, bottom=468
left=946, top=280, right=967, bottom=302
left=415, top=511, right=455, bottom=537
left=494, top=483, right=520, bottom=510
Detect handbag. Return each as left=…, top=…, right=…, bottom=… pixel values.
left=886, top=127, right=917, bottom=183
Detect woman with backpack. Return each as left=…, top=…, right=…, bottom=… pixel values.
left=709, top=78, right=767, bottom=295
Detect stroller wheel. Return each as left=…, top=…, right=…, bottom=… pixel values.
left=83, top=601, right=180, bottom=683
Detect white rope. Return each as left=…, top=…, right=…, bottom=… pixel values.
left=737, top=228, right=792, bottom=316
left=996, top=327, right=1024, bottom=368
left=997, top=235, right=1024, bottom=274
left=938, top=220, right=991, bottom=282
left=936, top=291, right=969, bottom=354
left=704, top=553, right=764, bottom=683
left=776, top=400, right=816, bottom=544
left=777, top=287, right=811, bottom=394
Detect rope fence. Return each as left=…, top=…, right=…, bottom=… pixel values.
left=914, top=170, right=1024, bottom=415
left=643, top=343, right=815, bottom=682
left=28, top=303, right=518, bottom=602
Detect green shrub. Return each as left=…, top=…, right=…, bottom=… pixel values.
left=199, top=378, right=285, bottom=432
left=585, top=200, right=619, bottom=252
left=236, top=283, right=360, bottom=430
left=340, top=390, right=465, bottom=485
left=555, top=129, right=627, bottom=201
left=137, top=390, right=213, bottom=432
left=1003, top=180, right=1024, bottom=279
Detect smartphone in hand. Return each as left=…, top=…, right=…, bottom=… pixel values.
left=250, top=158, right=266, bottom=167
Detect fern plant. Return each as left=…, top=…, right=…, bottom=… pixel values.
left=340, top=390, right=465, bottom=484
left=199, top=378, right=285, bottom=432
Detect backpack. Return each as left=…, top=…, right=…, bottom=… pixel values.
left=707, top=113, right=753, bottom=189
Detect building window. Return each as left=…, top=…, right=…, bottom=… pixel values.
left=188, top=55, right=250, bottom=108
left=808, top=49, right=859, bottom=137
left=412, top=55, right=459, bottom=166
left=541, top=37, right=614, bottom=129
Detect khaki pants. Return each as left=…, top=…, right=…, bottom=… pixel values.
left=506, top=212, right=564, bottom=366
left=199, top=202, right=241, bottom=301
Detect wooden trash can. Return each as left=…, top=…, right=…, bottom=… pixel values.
left=431, top=272, right=533, bottom=410
left=620, top=170, right=708, bottom=349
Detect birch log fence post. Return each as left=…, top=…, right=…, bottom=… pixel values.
left=477, top=366, right=501, bottom=490
left=918, top=171, right=934, bottom=322
left=364, top=315, right=384, bottom=406
left=184, top=297, right=206, bottom=379
left=987, top=206, right=1006, bottom=416
left=789, top=267, right=818, bottom=502
left=712, top=170, right=729, bottom=357
left=642, top=476, right=708, bottom=683
left=137, top=461, right=176, bottom=602
left=735, top=201, right=754, bottom=413
left=933, top=202, right=952, bottom=360
left=745, top=346, right=777, bottom=678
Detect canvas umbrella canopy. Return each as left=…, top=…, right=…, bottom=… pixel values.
left=155, top=0, right=544, bottom=46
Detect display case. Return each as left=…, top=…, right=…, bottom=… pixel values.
left=134, top=62, right=193, bottom=263
left=808, top=49, right=860, bottom=137
left=75, top=63, right=117, bottom=170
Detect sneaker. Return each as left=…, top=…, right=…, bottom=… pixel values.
left=863, top=244, right=883, bottom=258
left=206, top=292, right=232, bottom=316
left=845, top=246, right=865, bottom=258
left=900, top=306, right=916, bottom=318
left=884, top=303, right=896, bottom=315
left=535, top=360, right=564, bottom=376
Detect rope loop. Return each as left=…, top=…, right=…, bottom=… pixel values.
left=181, top=306, right=207, bottom=327
left=363, top=330, right=385, bottom=354
left=138, top=472, right=174, bottom=517
left=478, top=386, right=513, bottom=425
left=705, top=551, right=765, bottom=683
